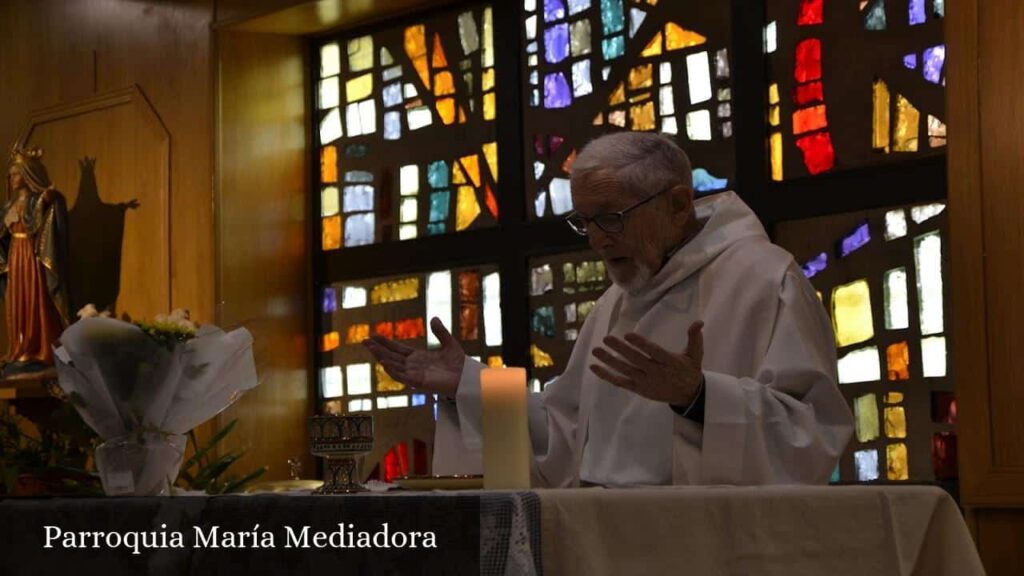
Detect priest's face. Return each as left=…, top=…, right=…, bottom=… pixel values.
left=570, top=170, right=690, bottom=291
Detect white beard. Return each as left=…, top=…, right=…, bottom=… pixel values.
left=612, top=261, right=654, bottom=296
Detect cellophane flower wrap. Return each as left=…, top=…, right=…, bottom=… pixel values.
left=52, top=315, right=258, bottom=495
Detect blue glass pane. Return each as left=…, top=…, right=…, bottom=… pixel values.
left=344, top=213, right=375, bottom=246
left=864, top=0, right=887, bottom=30
left=568, top=0, right=590, bottom=15
left=427, top=222, right=446, bottom=235
left=412, top=394, right=427, bottom=406
left=428, top=160, right=449, bottom=188
left=801, top=252, right=828, bottom=278
left=429, top=190, right=451, bottom=221
left=600, top=0, right=624, bottom=35
left=544, top=0, right=565, bottom=22
left=922, top=45, right=945, bottom=84
left=839, top=222, right=871, bottom=257
left=543, top=72, right=572, bottom=108
left=384, top=111, right=401, bottom=140
left=323, top=287, right=338, bottom=313
left=343, top=185, right=375, bottom=212
left=692, top=168, right=728, bottom=193
left=601, top=35, right=625, bottom=60
left=345, top=144, right=368, bottom=158
left=830, top=465, right=841, bottom=483
left=344, top=170, right=374, bottom=183
left=909, top=0, right=926, bottom=25
left=383, top=82, right=402, bottom=107
left=903, top=53, right=917, bottom=69
left=531, top=305, right=556, bottom=338
left=544, top=23, right=570, bottom=64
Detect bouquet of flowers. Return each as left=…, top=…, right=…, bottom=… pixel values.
left=52, top=308, right=258, bottom=496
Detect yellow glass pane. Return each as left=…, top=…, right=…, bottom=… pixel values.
left=832, top=279, right=874, bottom=347
left=458, top=105, right=467, bottom=124
left=886, top=341, right=910, bottom=381
left=893, top=94, right=920, bottom=152
left=461, top=154, right=481, bottom=187
left=770, top=132, right=783, bottom=181
left=436, top=97, right=456, bottom=125
left=628, top=64, right=653, bottom=90
left=482, top=68, right=495, bottom=91
left=346, top=73, right=373, bottom=102
left=629, top=92, right=651, bottom=104
left=562, top=149, right=577, bottom=174
left=768, top=83, right=779, bottom=105
left=884, top=406, right=907, bottom=438
left=413, top=56, right=431, bottom=89
left=346, top=324, right=369, bottom=344
left=769, top=105, right=780, bottom=127
left=641, top=32, right=663, bottom=57
left=629, top=101, right=656, bottom=131
left=434, top=71, right=455, bottom=96
left=531, top=344, right=554, bottom=368
left=432, top=32, right=448, bottom=68
left=854, top=393, right=879, bottom=443
left=404, top=25, right=426, bottom=58
left=348, top=35, right=374, bottom=72
left=483, top=92, right=496, bottom=120
left=665, top=22, right=706, bottom=50
left=487, top=356, right=504, bottom=368
left=456, top=186, right=481, bottom=231
left=322, top=215, right=342, bottom=250
left=452, top=162, right=466, bottom=184
left=593, top=113, right=604, bottom=125
left=321, top=145, right=338, bottom=184
left=885, top=392, right=904, bottom=404
left=376, top=364, right=405, bottom=392
left=609, top=82, right=625, bottom=105
left=482, top=142, right=498, bottom=183
left=886, top=443, right=909, bottom=481
left=370, top=277, right=420, bottom=304
left=322, top=331, right=340, bottom=352
left=873, top=79, right=891, bottom=152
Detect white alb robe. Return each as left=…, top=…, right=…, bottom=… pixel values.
left=433, top=191, right=854, bottom=486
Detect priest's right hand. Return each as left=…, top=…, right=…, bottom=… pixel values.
left=362, top=317, right=466, bottom=398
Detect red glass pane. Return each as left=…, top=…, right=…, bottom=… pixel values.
left=375, top=321, right=394, bottom=339
left=931, top=392, right=957, bottom=424
left=484, top=183, right=499, bottom=218
left=932, top=433, right=958, bottom=480
left=792, top=104, right=828, bottom=134
left=395, top=318, right=427, bottom=339
left=382, top=442, right=410, bottom=483
left=797, top=0, right=824, bottom=26
left=794, top=81, right=824, bottom=105
left=794, top=38, right=822, bottom=83
left=795, top=131, right=835, bottom=174
left=460, top=303, right=480, bottom=340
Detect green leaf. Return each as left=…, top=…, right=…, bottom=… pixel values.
left=181, top=418, right=238, bottom=471
left=221, top=466, right=268, bottom=494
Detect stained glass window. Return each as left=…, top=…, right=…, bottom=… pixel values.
left=319, top=265, right=502, bottom=416
left=766, top=0, right=945, bottom=179
left=776, top=200, right=954, bottom=483
left=523, top=0, right=735, bottom=219
left=316, top=5, right=498, bottom=250
left=526, top=249, right=613, bottom=390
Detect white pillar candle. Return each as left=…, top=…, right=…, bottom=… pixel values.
left=480, top=367, right=531, bottom=489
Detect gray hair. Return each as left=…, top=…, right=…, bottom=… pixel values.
left=571, top=132, right=693, bottom=200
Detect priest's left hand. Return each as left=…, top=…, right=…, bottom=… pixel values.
left=590, top=321, right=704, bottom=406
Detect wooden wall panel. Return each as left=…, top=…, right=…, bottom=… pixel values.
left=216, top=0, right=454, bottom=34
left=215, top=30, right=312, bottom=481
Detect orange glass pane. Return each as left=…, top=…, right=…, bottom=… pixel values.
left=461, top=154, right=481, bottom=187
left=460, top=303, right=479, bottom=340
left=630, top=101, right=655, bottom=131
left=375, top=321, right=394, bottom=339
left=321, top=146, right=338, bottom=184
left=628, top=64, right=653, bottom=90
left=322, top=331, right=340, bottom=352
left=886, top=443, right=909, bottom=481
left=404, top=25, right=426, bottom=58
left=641, top=32, right=663, bottom=57
left=886, top=341, right=910, bottom=380
left=665, top=22, right=706, bottom=51
left=322, top=215, right=342, bottom=250
left=436, top=97, right=456, bottom=124
left=459, top=105, right=468, bottom=123
left=792, top=104, right=828, bottom=134
left=563, top=149, right=577, bottom=173
left=482, top=141, right=498, bottom=183
left=431, top=32, right=448, bottom=68
left=434, top=71, right=455, bottom=96
left=459, top=271, right=480, bottom=300
left=484, top=183, right=499, bottom=217
left=487, top=356, right=504, bottom=368
left=346, top=323, right=370, bottom=344
left=395, top=318, right=426, bottom=339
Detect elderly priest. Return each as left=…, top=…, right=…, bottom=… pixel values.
left=365, top=132, right=854, bottom=487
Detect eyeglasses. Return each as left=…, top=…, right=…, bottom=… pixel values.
left=564, top=185, right=675, bottom=236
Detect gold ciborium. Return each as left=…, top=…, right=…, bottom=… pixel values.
left=308, top=414, right=373, bottom=494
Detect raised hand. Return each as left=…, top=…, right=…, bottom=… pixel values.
left=362, top=317, right=466, bottom=397
left=589, top=320, right=704, bottom=406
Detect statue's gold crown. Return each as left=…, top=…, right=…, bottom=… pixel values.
left=10, top=145, right=43, bottom=166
